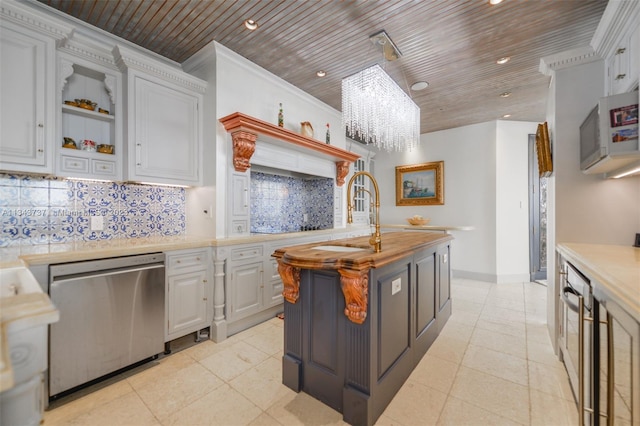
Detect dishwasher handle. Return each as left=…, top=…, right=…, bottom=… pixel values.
left=51, top=263, right=164, bottom=284
left=562, top=285, right=581, bottom=313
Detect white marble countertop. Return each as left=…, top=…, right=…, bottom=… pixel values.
left=557, top=243, right=640, bottom=322
left=0, top=226, right=371, bottom=267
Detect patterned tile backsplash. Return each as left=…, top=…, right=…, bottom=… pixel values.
left=0, top=173, right=186, bottom=247
left=250, top=171, right=334, bottom=234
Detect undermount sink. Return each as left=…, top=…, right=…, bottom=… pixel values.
left=312, top=245, right=367, bottom=252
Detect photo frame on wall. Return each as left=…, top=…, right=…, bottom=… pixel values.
left=395, top=161, right=444, bottom=206
left=536, top=121, right=553, bottom=177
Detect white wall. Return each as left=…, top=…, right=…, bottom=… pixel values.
left=496, top=121, right=539, bottom=282
left=375, top=120, right=536, bottom=282
left=555, top=61, right=640, bottom=245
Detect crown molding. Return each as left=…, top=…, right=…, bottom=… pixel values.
left=0, top=0, right=73, bottom=43
left=58, top=34, right=118, bottom=70
left=539, top=46, right=601, bottom=76
left=113, top=45, right=207, bottom=93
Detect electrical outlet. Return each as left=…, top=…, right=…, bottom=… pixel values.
left=90, top=215, right=103, bottom=231
left=391, top=278, right=401, bottom=295
left=303, top=213, right=308, bottom=222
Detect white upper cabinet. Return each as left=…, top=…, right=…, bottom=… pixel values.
left=0, top=7, right=70, bottom=175
left=114, top=45, right=206, bottom=186
left=592, top=1, right=640, bottom=95
left=129, top=73, right=200, bottom=185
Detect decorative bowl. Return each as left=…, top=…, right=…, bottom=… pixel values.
left=98, top=108, right=109, bottom=115
left=75, top=98, right=97, bottom=111
left=64, top=100, right=78, bottom=107
left=62, top=137, right=77, bottom=149
left=97, top=144, right=114, bottom=154
left=407, top=217, right=430, bottom=226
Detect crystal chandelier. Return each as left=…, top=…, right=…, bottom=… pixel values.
left=342, top=31, right=420, bottom=152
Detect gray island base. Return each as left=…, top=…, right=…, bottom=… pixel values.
left=273, top=232, right=452, bottom=425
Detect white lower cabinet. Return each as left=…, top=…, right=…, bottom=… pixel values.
left=165, top=248, right=211, bottom=342
left=227, top=245, right=264, bottom=322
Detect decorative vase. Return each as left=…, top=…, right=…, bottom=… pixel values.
left=278, top=103, right=284, bottom=127
left=300, top=121, right=314, bottom=138
left=326, top=123, right=330, bottom=144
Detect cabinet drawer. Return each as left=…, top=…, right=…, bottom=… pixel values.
left=167, top=249, right=208, bottom=274
left=60, top=155, right=89, bottom=173
left=230, top=245, right=263, bottom=261
left=92, top=159, right=116, bottom=176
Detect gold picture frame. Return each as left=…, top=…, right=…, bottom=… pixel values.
left=396, top=161, right=444, bottom=206
left=536, top=121, right=553, bottom=177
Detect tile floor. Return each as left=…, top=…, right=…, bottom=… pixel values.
left=43, top=278, right=578, bottom=426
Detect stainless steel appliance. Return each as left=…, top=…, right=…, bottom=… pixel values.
left=559, top=261, right=594, bottom=425
left=48, top=253, right=165, bottom=398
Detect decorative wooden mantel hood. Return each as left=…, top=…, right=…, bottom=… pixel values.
left=219, top=112, right=360, bottom=186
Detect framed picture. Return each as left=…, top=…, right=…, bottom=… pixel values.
left=610, top=104, right=638, bottom=128
left=396, top=161, right=444, bottom=206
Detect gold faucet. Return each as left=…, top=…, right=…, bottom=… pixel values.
left=347, top=171, right=382, bottom=253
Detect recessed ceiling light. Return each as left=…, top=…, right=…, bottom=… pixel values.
left=503, top=114, right=512, bottom=118
left=489, top=0, right=503, bottom=5
left=316, top=70, right=326, bottom=77
left=244, top=19, right=258, bottom=30
left=500, top=91, right=512, bottom=98
left=410, top=81, right=429, bottom=91
left=496, top=56, right=510, bottom=64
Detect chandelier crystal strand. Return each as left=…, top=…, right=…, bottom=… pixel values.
left=342, top=64, right=420, bottom=151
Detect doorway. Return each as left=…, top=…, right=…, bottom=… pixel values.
left=529, top=134, right=547, bottom=282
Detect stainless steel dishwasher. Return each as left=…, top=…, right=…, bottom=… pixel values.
left=48, top=253, right=165, bottom=398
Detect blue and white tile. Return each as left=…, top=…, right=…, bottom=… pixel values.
left=0, top=173, right=21, bottom=187
left=0, top=185, right=20, bottom=206
left=20, top=174, right=49, bottom=188
left=0, top=213, right=21, bottom=244
left=50, top=187, right=73, bottom=208
left=20, top=186, right=48, bottom=207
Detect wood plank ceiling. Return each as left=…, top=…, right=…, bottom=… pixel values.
left=38, top=0, right=608, bottom=134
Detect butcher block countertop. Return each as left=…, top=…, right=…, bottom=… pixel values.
left=272, top=231, right=453, bottom=271
left=557, top=243, right=640, bottom=322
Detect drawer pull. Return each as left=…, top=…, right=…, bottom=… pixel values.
left=202, top=279, right=207, bottom=283
left=615, top=73, right=626, bottom=80
left=615, top=47, right=626, bottom=55
left=196, top=257, right=201, bottom=261
left=176, top=260, right=181, bottom=263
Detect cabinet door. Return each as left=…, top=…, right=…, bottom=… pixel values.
left=0, top=23, right=53, bottom=173
left=264, top=258, right=284, bottom=307
left=167, top=270, right=208, bottom=340
left=131, top=75, right=200, bottom=185
left=228, top=261, right=263, bottom=321
left=598, top=300, right=639, bottom=425
left=229, top=171, right=250, bottom=235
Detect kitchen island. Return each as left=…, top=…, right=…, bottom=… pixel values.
left=273, top=231, right=453, bottom=426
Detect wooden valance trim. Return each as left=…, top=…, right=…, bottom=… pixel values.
left=219, top=112, right=360, bottom=184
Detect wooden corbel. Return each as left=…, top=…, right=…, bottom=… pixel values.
left=232, top=131, right=257, bottom=172
left=335, top=161, right=350, bottom=187
left=278, top=260, right=301, bottom=303
left=338, top=268, right=369, bottom=324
